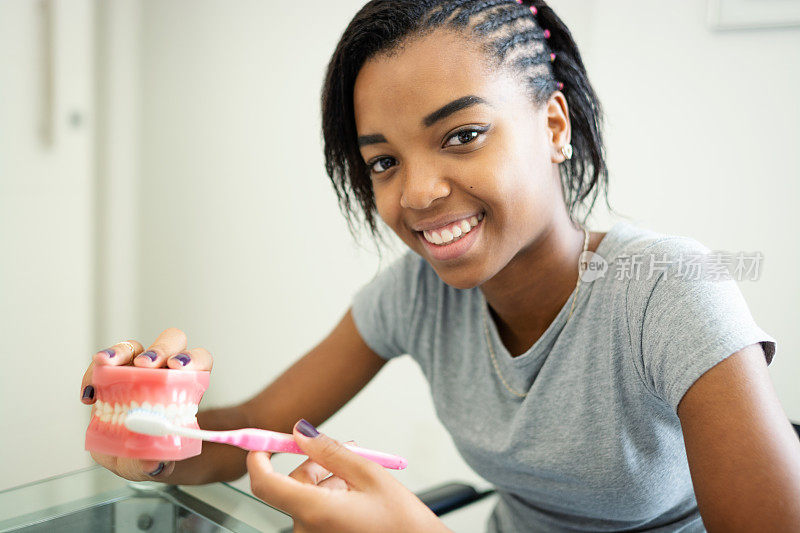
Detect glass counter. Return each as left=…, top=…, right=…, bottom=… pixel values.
left=0, top=466, right=294, bottom=532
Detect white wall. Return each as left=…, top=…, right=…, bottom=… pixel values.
left=578, top=0, right=800, bottom=419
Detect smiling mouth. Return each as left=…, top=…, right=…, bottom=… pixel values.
left=418, top=212, right=484, bottom=246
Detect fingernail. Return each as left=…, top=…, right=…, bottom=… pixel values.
left=173, top=353, right=191, bottom=366
left=139, top=351, right=157, bottom=362
left=81, top=385, right=95, bottom=401
left=148, top=462, right=166, bottom=476
left=296, top=419, right=319, bottom=438
left=99, top=348, right=115, bottom=358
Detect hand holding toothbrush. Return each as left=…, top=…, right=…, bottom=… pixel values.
left=246, top=419, right=452, bottom=533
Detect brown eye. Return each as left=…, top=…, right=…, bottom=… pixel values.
left=368, top=156, right=396, bottom=175
left=443, top=126, right=489, bottom=148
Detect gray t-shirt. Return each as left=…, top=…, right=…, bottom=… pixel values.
left=350, top=220, right=777, bottom=532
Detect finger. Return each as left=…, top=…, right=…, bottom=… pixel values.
left=134, top=328, right=187, bottom=368
left=140, top=460, right=175, bottom=479
left=317, top=474, right=349, bottom=491
left=88, top=453, right=169, bottom=482
left=166, top=347, right=213, bottom=371
left=92, top=339, right=144, bottom=367
left=288, top=456, right=334, bottom=486
left=313, top=440, right=356, bottom=490
left=80, top=361, right=97, bottom=404
left=81, top=339, right=144, bottom=404
left=247, top=451, right=323, bottom=517
left=291, top=420, right=381, bottom=491
left=287, top=438, right=356, bottom=485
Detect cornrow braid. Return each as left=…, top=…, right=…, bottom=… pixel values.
left=321, top=0, right=615, bottom=244
left=449, top=0, right=518, bottom=27
left=473, top=4, right=534, bottom=35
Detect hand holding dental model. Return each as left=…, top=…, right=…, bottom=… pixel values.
left=80, top=330, right=215, bottom=479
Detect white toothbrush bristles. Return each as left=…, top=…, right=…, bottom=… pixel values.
left=124, top=408, right=174, bottom=436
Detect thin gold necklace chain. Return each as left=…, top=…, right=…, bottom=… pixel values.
left=482, top=226, right=590, bottom=399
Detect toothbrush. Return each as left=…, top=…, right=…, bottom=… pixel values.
left=124, top=408, right=408, bottom=470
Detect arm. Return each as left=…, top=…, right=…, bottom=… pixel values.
left=163, top=308, right=388, bottom=485
left=677, top=343, right=800, bottom=531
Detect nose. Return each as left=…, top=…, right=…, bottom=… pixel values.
left=399, top=164, right=451, bottom=210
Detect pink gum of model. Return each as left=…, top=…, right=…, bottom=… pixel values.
left=85, top=365, right=210, bottom=461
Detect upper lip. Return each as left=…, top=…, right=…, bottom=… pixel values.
left=409, top=211, right=483, bottom=232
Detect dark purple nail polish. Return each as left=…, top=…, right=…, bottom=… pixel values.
left=140, top=351, right=157, bottom=362
left=101, top=348, right=115, bottom=358
left=148, top=462, right=165, bottom=476
left=173, top=353, right=191, bottom=366
left=296, top=419, right=319, bottom=438
left=81, top=385, right=95, bottom=401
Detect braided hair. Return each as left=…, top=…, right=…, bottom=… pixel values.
left=322, top=0, right=616, bottom=245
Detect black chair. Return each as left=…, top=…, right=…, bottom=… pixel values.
left=418, top=422, right=800, bottom=518
left=416, top=482, right=496, bottom=517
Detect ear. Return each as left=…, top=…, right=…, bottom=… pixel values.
left=546, top=91, right=571, bottom=164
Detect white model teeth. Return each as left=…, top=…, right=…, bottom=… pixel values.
left=93, top=400, right=199, bottom=426
left=422, top=213, right=483, bottom=246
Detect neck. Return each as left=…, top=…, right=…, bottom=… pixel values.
left=479, top=216, right=590, bottom=356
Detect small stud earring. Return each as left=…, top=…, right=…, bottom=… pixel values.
left=561, top=143, right=573, bottom=160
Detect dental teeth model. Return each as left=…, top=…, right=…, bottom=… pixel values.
left=84, top=365, right=210, bottom=461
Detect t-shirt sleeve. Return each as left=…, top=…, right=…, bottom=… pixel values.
left=628, top=237, right=777, bottom=413
left=350, top=250, right=422, bottom=361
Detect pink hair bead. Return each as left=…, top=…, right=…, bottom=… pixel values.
left=543, top=29, right=551, bottom=39
left=557, top=81, right=564, bottom=90
left=530, top=6, right=537, bottom=15
left=550, top=52, right=556, bottom=61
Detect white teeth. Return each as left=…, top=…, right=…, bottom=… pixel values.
left=423, top=230, right=444, bottom=244
left=422, top=213, right=483, bottom=246
left=91, top=400, right=200, bottom=427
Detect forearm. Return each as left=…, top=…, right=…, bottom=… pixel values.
left=162, top=309, right=385, bottom=485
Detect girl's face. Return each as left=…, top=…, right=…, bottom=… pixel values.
left=354, top=30, right=570, bottom=289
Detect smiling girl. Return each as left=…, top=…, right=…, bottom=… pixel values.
left=81, top=0, right=800, bottom=531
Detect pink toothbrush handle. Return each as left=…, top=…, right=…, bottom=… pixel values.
left=207, top=428, right=408, bottom=470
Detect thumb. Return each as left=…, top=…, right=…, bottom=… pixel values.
left=247, top=450, right=320, bottom=517
left=292, top=419, right=379, bottom=491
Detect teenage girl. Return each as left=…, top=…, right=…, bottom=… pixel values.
left=80, top=1, right=800, bottom=531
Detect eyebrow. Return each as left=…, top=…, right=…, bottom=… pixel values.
left=357, top=95, right=490, bottom=148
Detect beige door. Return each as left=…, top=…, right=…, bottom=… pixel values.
left=0, top=0, right=95, bottom=489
